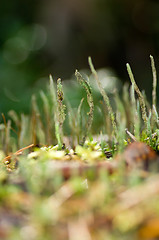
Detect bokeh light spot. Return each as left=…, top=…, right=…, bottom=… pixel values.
left=3, top=37, right=29, bottom=64
left=19, top=24, right=47, bottom=51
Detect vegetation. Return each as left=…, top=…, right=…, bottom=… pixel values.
left=0, top=56, right=159, bottom=239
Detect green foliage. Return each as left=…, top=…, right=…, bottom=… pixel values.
left=1, top=55, right=159, bottom=152
left=1, top=56, right=159, bottom=240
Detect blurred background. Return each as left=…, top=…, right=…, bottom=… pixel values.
left=0, top=0, right=159, bottom=114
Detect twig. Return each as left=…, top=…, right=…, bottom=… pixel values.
left=125, top=128, right=137, bottom=142
left=3, top=143, right=34, bottom=162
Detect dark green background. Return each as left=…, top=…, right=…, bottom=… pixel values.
left=0, top=0, right=159, bottom=113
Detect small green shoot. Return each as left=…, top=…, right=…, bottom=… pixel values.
left=88, top=57, right=117, bottom=139
left=150, top=55, right=157, bottom=109
left=49, top=75, right=66, bottom=149
left=75, top=70, right=94, bottom=144
left=130, top=84, right=140, bottom=140
left=56, top=78, right=66, bottom=149
left=126, top=63, right=149, bottom=134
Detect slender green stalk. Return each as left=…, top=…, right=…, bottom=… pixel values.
left=153, top=105, right=159, bottom=128
left=77, top=98, right=84, bottom=143
left=6, top=120, right=11, bottom=155
left=49, top=74, right=56, bottom=143
left=49, top=75, right=66, bottom=149
left=123, top=83, right=133, bottom=131
left=130, top=84, right=140, bottom=140
left=8, top=110, right=20, bottom=147
left=8, top=110, right=19, bottom=128
left=2, top=113, right=11, bottom=154
left=114, top=90, right=126, bottom=123
left=75, top=70, right=94, bottom=144
left=150, top=55, right=157, bottom=109
left=40, top=91, right=51, bottom=144
left=56, top=78, right=66, bottom=149
left=126, top=63, right=148, bottom=132
left=150, top=55, right=158, bottom=129
left=57, top=78, right=66, bottom=128
left=88, top=57, right=117, bottom=138
left=123, top=84, right=130, bottom=114
left=147, top=110, right=152, bottom=145
left=31, top=94, right=46, bottom=145
left=67, top=97, right=84, bottom=146
left=31, top=95, right=38, bottom=145
left=77, top=98, right=84, bottom=124
left=49, top=75, right=57, bottom=108
left=19, top=114, right=29, bottom=148
left=66, top=101, right=75, bottom=144
left=116, top=111, right=126, bottom=152
left=114, top=91, right=127, bottom=150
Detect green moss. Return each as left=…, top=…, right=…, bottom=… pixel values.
left=0, top=56, right=159, bottom=240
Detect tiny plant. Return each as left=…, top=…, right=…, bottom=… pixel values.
left=49, top=75, right=66, bottom=150
left=75, top=70, right=94, bottom=144
left=126, top=63, right=148, bottom=130
left=88, top=57, right=117, bottom=139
